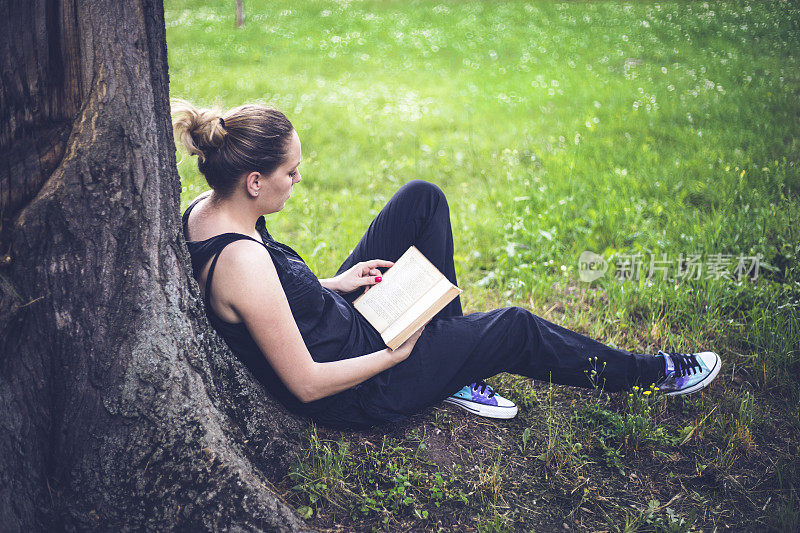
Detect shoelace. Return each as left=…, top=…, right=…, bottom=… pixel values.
left=659, top=351, right=702, bottom=377
left=471, top=380, right=496, bottom=398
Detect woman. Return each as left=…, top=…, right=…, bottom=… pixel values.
left=174, top=100, right=721, bottom=430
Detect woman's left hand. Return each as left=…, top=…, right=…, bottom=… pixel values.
left=331, top=259, right=394, bottom=294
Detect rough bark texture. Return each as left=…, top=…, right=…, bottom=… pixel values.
left=0, top=1, right=309, bottom=530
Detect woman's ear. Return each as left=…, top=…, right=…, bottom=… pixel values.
left=245, top=171, right=261, bottom=197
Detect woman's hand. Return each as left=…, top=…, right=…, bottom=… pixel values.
left=386, top=323, right=427, bottom=363
left=329, top=259, right=394, bottom=294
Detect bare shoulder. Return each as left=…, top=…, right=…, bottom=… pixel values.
left=205, top=239, right=281, bottom=322
left=184, top=191, right=214, bottom=242
left=213, top=238, right=277, bottom=286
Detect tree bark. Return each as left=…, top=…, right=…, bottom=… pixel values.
left=0, top=1, right=309, bottom=530
left=236, top=0, right=245, bottom=28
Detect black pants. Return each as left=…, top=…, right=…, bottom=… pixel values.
left=319, top=180, right=663, bottom=429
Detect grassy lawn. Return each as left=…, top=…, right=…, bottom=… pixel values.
left=167, top=0, right=799, bottom=530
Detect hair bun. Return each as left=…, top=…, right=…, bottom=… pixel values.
left=171, top=99, right=226, bottom=163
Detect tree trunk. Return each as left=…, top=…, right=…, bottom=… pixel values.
left=0, top=1, right=309, bottom=530
left=236, top=0, right=245, bottom=28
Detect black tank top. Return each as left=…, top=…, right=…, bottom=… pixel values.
left=181, top=194, right=384, bottom=416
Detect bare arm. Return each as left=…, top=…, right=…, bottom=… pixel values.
left=212, top=241, right=422, bottom=403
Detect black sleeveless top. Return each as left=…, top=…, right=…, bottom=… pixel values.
left=181, top=194, right=384, bottom=416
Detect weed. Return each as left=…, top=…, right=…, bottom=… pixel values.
left=518, top=426, right=532, bottom=454
left=619, top=499, right=696, bottom=533
left=645, top=500, right=696, bottom=533
left=596, top=435, right=626, bottom=476
left=475, top=446, right=506, bottom=506
left=581, top=385, right=672, bottom=456
left=433, top=408, right=452, bottom=430
left=476, top=508, right=513, bottom=532
left=538, top=384, right=587, bottom=474
left=622, top=385, right=670, bottom=451
left=584, top=355, right=608, bottom=391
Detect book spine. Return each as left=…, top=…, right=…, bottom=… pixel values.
left=385, top=286, right=462, bottom=350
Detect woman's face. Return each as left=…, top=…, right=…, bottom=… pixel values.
left=261, top=129, right=302, bottom=213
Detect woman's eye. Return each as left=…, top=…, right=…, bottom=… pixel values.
left=289, top=171, right=298, bottom=177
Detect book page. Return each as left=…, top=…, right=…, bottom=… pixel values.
left=381, top=277, right=453, bottom=343
left=354, top=246, right=443, bottom=332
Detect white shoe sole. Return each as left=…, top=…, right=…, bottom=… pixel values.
left=663, top=353, right=722, bottom=396
left=443, top=397, right=519, bottom=419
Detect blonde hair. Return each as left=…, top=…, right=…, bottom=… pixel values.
left=171, top=99, right=294, bottom=197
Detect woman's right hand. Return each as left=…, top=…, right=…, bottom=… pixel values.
left=386, top=323, right=427, bottom=363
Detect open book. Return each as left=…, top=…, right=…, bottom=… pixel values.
left=353, top=246, right=462, bottom=350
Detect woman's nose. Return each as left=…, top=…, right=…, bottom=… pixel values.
left=294, top=172, right=302, bottom=183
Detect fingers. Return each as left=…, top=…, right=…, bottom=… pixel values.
left=355, top=263, right=385, bottom=287
left=409, top=325, right=425, bottom=345
left=394, top=324, right=426, bottom=354
left=360, top=274, right=382, bottom=287
left=410, top=324, right=425, bottom=339
left=364, top=259, right=394, bottom=269
left=356, top=260, right=393, bottom=277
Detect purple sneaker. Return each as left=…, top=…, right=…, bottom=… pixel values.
left=656, top=350, right=721, bottom=396
left=443, top=380, right=518, bottom=419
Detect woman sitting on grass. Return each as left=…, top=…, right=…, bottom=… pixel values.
left=174, top=100, right=721, bottom=429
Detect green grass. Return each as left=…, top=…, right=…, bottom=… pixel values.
left=167, top=0, right=800, bottom=530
